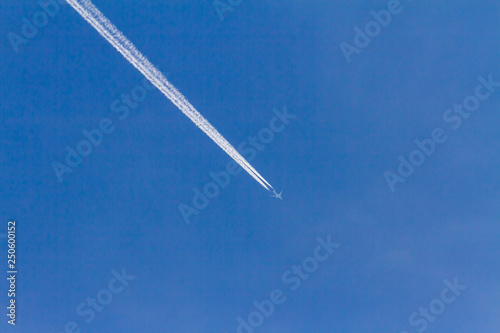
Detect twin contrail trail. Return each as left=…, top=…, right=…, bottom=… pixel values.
left=65, top=0, right=274, bottom=191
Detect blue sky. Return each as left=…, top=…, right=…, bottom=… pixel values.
left=1, top=0, right=500, bottom=332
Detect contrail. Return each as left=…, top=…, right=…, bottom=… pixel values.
left=65, top=0, right=274, bottom=191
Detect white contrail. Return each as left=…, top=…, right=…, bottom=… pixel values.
left=65, top=0, right=274, bottom=191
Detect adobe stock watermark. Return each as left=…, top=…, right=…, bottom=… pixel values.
left=225, top=235, right=340, bottom=333
left=51, top=267, right=135, bottom=333
left=51, top=77, right=160, bottom=183
left=213, top=0, right=245, bottom=21
left=7, top=0, right=67, bottom=54
left=384, top=74, right=500, bottom=192
left=178, top=106, right=296, bottom=224
left=339, top=0, right=416, bottom=64
left=400, top=277, right=467, bottom=333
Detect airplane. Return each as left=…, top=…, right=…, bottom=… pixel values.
left=270, top=190, right=282, bottom=200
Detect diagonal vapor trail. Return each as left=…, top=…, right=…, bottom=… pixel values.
left=65, top=0, right=274, bottom=191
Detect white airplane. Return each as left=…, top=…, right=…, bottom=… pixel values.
left=270, top=190, right=283, bottom=200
